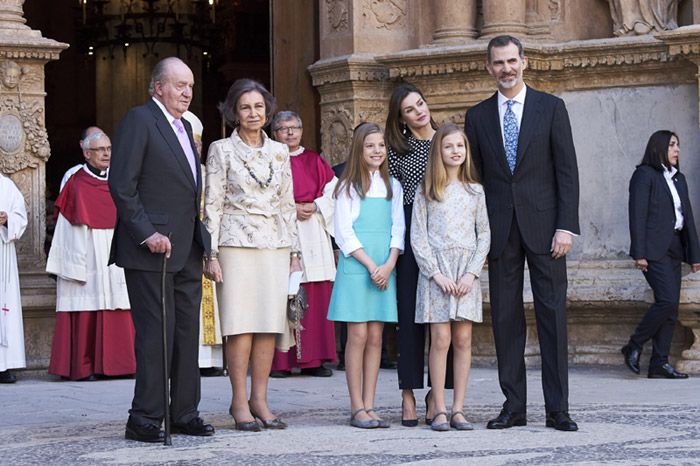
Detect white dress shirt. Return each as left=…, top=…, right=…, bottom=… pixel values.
left=334, top=171, right=405, bottom=257
left=497, top=85, right=526, bottom=146
left=663, top=165, right=684, bottom=230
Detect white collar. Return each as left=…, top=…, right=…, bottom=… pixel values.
left=289, top=146, right=305, bottom=156
left=664, top=165, right=678, bottom=178
left=497, top=85, right=527, bottom=107
left=151, top=97, right=180, bottom=124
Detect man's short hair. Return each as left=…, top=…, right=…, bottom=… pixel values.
left=148, top=57, right=186, bottom=96
left=81, top=132, right=107, bottom=150
left=487, top=35, right=525, bottom=63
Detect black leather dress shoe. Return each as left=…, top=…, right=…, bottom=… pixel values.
left=125, top=419, right=165, bottom=443
left=270, top=370, right=291, bottom=378
left=546, top=411, right=578, bottom=431
left=648, top=363, right=689, bottom=379
left=0, top=370, right=17, bottom=383
left=486, top=410, right=527, bottom=429
left=621, top=344, right=641, bottom=374
left=300, top=366, right=333, bottom=377
left=200, top=367, right=225, bottom=377
left=171, top=417, right=215, bottom=436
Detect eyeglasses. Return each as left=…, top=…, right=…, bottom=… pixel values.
left=87, top=146, right=112, bottom=153
left=274, top=126, right=302, bottom=133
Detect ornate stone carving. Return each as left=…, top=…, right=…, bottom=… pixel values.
left=549, top=0, right=562, bottom=21
left=326, top=0, right=349, bottom=32
left=320, top=105, right=353, bottom=164
left=0, top=60, right=23, bottom=90
left=607, top=0, right=678, bottom=36
left=0, top=97, right=50, bottom=173
left=362, top=0, right=407, bottom=31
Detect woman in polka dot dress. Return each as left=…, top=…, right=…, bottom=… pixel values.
left=385, top=84, right=452, bottom=427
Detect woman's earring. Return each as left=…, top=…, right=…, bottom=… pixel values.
left=401, top=122, right=408, bottom=135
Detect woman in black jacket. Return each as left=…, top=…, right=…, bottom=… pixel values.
left=625, top=130, right=700, bottom=379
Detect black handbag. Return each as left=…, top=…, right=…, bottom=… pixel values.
left=287, top=287, right=309, bottom=360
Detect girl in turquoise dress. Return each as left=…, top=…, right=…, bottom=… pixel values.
left=327, top=123, right=405, bottom=429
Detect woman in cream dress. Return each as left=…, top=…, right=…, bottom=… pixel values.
left=204, top=79, right=301, bottom=431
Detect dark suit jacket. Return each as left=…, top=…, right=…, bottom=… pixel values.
left=628, top=165, right=700, bottom=264
left=109, top=99, right=211, bottom=272
left=465, top=87, right=580, bottom=258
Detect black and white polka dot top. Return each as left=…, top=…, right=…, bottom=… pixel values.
left=388, top=135, right=432, bottom=205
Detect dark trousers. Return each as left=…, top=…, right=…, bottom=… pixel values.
left=396, top=204, right=453, bottom=390
left=489, top=217, right=569, bottom=413
left=125, top=244, right=203, bottom=426
left=630, top=233, right=683, bottom=369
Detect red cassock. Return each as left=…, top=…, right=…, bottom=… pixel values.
left=47, top=168, right=136, bottom=380
left=272, top=149, right=337, bottom=371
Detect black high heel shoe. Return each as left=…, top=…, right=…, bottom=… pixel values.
left=401, top=395, right=418, bottom=427
left=249, top=405, right=288, bottom=430
left=229, top=405, right=260, bottom=432
left=425, top=389, right=433, bottom=425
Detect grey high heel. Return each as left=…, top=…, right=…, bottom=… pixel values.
left=230, top=405, right=260, bottom=432
left=249, top=406, right=288, bottom=430
left=450, top=411, right=474, bottom=431
left=350, top=408, right=379, bottom=429
left=430, top=412, right=450, bottom=432
left=365, top=408, right=390, bottom=428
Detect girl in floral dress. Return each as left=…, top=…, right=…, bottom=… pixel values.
left=410, top=123, right=490, bottom=431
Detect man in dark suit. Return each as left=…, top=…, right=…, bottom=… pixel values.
left=109, top=57, right=214, bottom=442
left=464, top=35, right=580, bottom=432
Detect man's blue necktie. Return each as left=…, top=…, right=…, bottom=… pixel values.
left=503, top=100, right=518, bottom=173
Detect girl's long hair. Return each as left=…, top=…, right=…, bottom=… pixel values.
left=384, top=83, right=438, bottom=155
left=334, top=122, right=393, bottom=200
left=424, top=123, right=480, bottom=202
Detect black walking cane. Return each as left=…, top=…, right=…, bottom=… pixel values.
left=161, top=233, right=172, bottom=446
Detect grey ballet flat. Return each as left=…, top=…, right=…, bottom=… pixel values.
left=366, top=408, right=390, bottom=428
left=450, top=411, right=474, bottom=431
left=350, top=408, right=379, bottom=429
left=430, top=412, right=450, bottom=432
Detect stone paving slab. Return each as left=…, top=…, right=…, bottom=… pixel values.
left=1, top=366, right=699, bottom=465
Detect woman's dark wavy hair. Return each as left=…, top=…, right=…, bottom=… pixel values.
left=218, top=79, right=276, bottom=129
left=384, top=83, right=438, bottom=155
left=638, top=130, right=679, bottom=171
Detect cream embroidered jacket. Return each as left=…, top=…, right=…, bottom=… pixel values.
left=204, top=129, right=299, bottom=253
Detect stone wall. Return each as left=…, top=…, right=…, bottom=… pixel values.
left=310, top=0, right=700, bottom=371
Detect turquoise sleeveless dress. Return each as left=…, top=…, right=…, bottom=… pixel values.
left=327, top=197, right=398, bottom=323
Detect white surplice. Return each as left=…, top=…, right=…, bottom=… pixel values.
left=0, top=174, right=28, bottom=371
left=46, top=168, right=130, bottom=312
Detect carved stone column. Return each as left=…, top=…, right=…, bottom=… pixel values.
left=481, top=0, right=528, bottom=38
left=0, top=1, right=66, bottom=269
left=0, top=0, right=67, bottom=369
left=431, top=0, right=477, bottom=44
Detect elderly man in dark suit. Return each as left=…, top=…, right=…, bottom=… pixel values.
left=465, top=35, right=580, bottom=432
left=109, top=57, right=214, bottom=442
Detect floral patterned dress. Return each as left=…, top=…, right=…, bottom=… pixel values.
left=411, top=182, right=490, bottom=323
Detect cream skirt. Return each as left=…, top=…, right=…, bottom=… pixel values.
left=217, top=247, right=289, bottom=337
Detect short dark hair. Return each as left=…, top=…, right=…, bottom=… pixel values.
left=218, top=79, right=276, bottom=129
left=487, top=35, right=524, bottom=63
left=639, top=130, right=679, bottom=171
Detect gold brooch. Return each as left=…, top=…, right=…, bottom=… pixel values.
left=275, top=153, right=284, bottom=162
